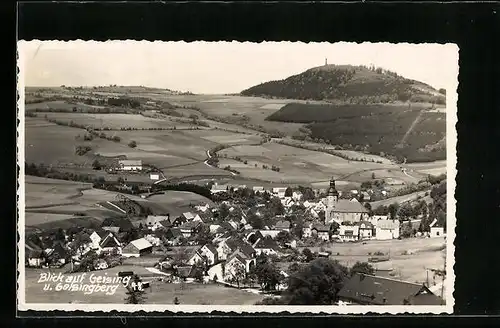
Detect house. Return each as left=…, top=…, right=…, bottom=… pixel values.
left=292, top=191, right=303, bottom=201
left=429, top=219, right=445, bottom=238
left=375, top=220, right=400, bottom=240
left=252, top=237, right=280, bottom=256
left=217, top=236, right=255, bottom=261
left=193, top=212, right=213, bottom=224
left=311, top=224, right=331, bottom=241
left=98, top=231, right=122, bottom=253
left=44, top=242, right=69, bottom=266
left=209, top=224, right=222, bottom=234
left=118, top=159, right=143, bottom=171
left=272, top=187, right=288, bottom=199
left=165, top=227, right=183, bottom=241
left=274, top=220, right=291, bottom=232
left=337, top=273, right=444, bottom=305
left=187, top=250, right=205, bottom=266
left=25, top=241, right=45, bottom=267
left=182, top=212, right=197, bottom=221
left=302, top=223, right=313, bottom=238
left=122, top=238, right=153, bottom=257
left=101, top=217, right=134, bottom=233
left=252, top=186, right=265, bottom=193
left=339, top=223, right=360, bottom=242
left=145, top=215, right=170, bottom=229
left=361, top=191, right=371, bottom=201
left=211, top=184, right=229, bottom=194
left=224, top=248, right=257, bottom=283
left=358, top=221, right=374, bottom=240
left=207, top=262, right=224, bottom=282
left=195, top=203, right=211, bottom=213
left=199, top=244, right=219, bottom=265
left=179, top=221, right=202, bottom=238
left=257, top=229, right=281, bottom=239
left=245, top=230, right=264, bottom=245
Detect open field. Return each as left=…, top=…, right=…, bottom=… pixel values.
left=297, top=237, right=446, bottom=284
left=369, top=190, right=431, bottom=208
left=405, top=160, right=447, bottom=176
left=25, top=100, right=107, bottom=112
left=38, top=112, right=191, bottom=130
left=217, top=141, right=411, bottom=185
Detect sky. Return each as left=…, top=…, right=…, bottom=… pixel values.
left=18, top=41, right=458, bottom=94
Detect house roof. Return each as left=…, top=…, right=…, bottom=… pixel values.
left=312, top=223, right=330, bottom=232
left=26, top=241, right=44, bottom=258
left=377, top=220, right=400, bottom=230
left=101, top=218, right=134, bottom=231
left=179, top=220, right=202, bottom=230
left=100, top=233, right=120, bottom=248
left=167, top=228, right=183, bottom=238
left=253, top=237, right=279, bottom=251
left=129, top=238, right=153, bottom=250
left=338, top=273, right=443, bottom=305
left=182, top=212, right=195, bottom=220
left=334, top=199, right=370, bottom=213
left=274, top=220, right=291, bottom=230
left=225, top=237, right=255, bottom=258
left=358, top=221, right=374, bottom=229
left=202, top=243, right=218, bottom=255
left=119, top=159, right=142, bottom=166
left=159, top=220, right=172, bottom=228
left=176, top=266, right=193, bottom=278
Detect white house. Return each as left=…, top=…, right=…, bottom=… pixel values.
left=253, top=186, right=265, bottom=193
left=272, top=187, right=288, bottom=199
left=199, top=244, right=219, bottom=265
left=150, top=173, right=160, bottom=181
left=375, top=220, right=400, bottom=240
left=339, top=224, right=360, bottom=242
left=195, top=203, right=211, bottom=213
left=292, top=191, right=303, bottom=201
left=145, top=215, right=170, bottom=230
left=429, top=219, right=445, bottom=238
left=207, top=262, right=224, bottom=282
left=252, top=238, right=280, bottom=256
left=118, top=159, right=143, bottom=171
left=358, top=221, right=374, bottom=240
left=259, top=229, right=281, bottom=239
left=302, top=223, right=313, bottom=239
left=211, top=184, right=229, bottom=194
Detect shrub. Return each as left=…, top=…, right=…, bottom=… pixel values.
left=128, top=140, right=137, bottom=148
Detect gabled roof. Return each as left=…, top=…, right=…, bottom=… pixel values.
left=338, top=273, right=443, bottom=305
left=253, top=237, right=279, bottom=251
left=358, top=221, right=374, bottom=229
left=179, top=220, right=202, bottom=230
left=377, top=220, right=400, bottom=230
left=100, top=233, right=120, bottom=248
left=167, top=228, right=183, bottom=238
left=176, top=266, right=193, bottom=278
left=159, top=220, right=172, bottom=228
left=128, top=238, right=153, bottom=250
left=202, top=243, right=218, bottom=255
left=333, top=199, right=370, bottom=213
left=225, top=237, right=255, bottom=258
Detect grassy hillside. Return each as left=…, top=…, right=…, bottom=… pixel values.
left=241, top=64, right=445, bottom=104
left=267, top=103, right=446, bottom=163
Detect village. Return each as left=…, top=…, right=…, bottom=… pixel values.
left=25, top=170, right=447, bottom=306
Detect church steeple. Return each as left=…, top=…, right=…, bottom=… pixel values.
left=328, top=178, right=339, bottom=197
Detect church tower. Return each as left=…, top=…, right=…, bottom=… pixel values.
left=325, top=58, right=328, bottom=66
left=325, top=177, right=339, bottom=224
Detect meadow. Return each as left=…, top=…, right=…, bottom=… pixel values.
left=296, top=236, right=446, bottom=285
left=217, top=141, right=404, bottom=185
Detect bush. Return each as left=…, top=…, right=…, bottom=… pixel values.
left=112, top=136, right=121, bottom=142
left=75, top=145, right=92, bottom=156
left=128, top=140, right=137, bottom=148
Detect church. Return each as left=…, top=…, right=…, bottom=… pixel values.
left=324, top=179, right=370, bottom=225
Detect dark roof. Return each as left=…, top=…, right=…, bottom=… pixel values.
left=159, top=220, right=172, bottom=228
left=253, top=237, right=280, bottom=251
left=334, top=199, right=370, bottom=213
left=100, top=233, right=120, bottom=248
left=179, top=220, right=202, bottom=230
left=358, top=221, right=374, bottom=229
left=202, top=243, right=217, bottom=255
left=167, top=228, right=183, bottom=238
left=312, top=223, right=330, bottom=232
left=176, top=266, right=193, bottom=278
left=25, top=241, right=44, bottom=258
left=338, top=273, right=443, bottom=305
left=101, top=218, right=134, bottom=232
left=225, top=237, right=255, bottom=258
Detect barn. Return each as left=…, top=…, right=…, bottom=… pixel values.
left=118, top=159, right=143, bottom=171
left=121, top=238, right=153, bottom=257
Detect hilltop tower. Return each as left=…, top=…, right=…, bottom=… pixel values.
left=325, top=177, right=339, bottom=224
left=325, top=58, right=328, bottom=66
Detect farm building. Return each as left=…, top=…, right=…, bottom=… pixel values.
left=122, top=238, right=153, bottom=257
left=338, top=273, right=443, bottom=305
left=375, top=220, right=400, bottom=240
left=358, top=221, right=375, bottom=240
left=118, top=159, right=143, bottom=171
left=211, top=184, right=229, bottom=194
left=149, top=173, right=160, bottom=181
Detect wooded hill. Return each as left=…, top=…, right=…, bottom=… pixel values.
left=241, top=64, right=445, bottom=104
